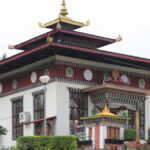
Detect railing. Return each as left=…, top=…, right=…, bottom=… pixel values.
left=105, top=139, right=124, bottom=145
left=78, top=140, right=92, bottom=147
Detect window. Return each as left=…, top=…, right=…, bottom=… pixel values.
left=69, top=91, right=88, bottom=135
left=107, top=127, right=119, bottom=139
left=12, top=99, right=23, bottom=140
left=33, top=93, right=44, bottom=135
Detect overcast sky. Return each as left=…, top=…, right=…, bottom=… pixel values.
left=0, top=0, right=150, bottom=59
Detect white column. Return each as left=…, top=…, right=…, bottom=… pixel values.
left=103, top=126, right=107, bottom=142
left=100, top=126, right=104, bottom=149
left=120, top=127, right=124, bottom=140
left=92, top=126, right=95, bottom=148
left=145, top=96, right=150, bottom=139
left=86, top=127, right=89, bottom=140
left=100, top=126, right=107, bottom=149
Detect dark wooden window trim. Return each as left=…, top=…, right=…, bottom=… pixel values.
left=32, top=89, right=44, bottom=96
left=11, top=96, right=23, bottom=140
left=32, top=91, right=44, bottom=135
left=11, top=96, right=24, bottom=102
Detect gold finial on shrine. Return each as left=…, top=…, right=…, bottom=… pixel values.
left=96, top=104, right=117, bottom=116
left=115, top=35, right=122, bottom=42
left=8, top=45, right=15, bottom=49
left=102, top=104, right=110, bottom=113
left=59, top=0, right=68, bottom=16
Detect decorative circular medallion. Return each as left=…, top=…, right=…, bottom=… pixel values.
left=12, top=80, right=17, bottom=89
left=44, top=69, right=50, bottom=76
left=84, top=69, right=93, bottom=81
left=31, top=72, right=37, bottom=83
left=66, top=67, right=73, bottom=77
left=121, top=75, right=130, bottom=84
left=0, top=83, right=3, bottom=93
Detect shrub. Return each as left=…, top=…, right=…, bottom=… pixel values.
left=16, top=136, right=77, bottom=150
left=147, top=136, right=150, bottom=144
left=124, top=129, right=136, bottom=141
left=0, top=125, right=7, bottom=135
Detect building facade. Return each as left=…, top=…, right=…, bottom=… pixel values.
left=0, top=0, right=150, bottom=148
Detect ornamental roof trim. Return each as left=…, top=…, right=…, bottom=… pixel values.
left=14, top=29, right=115, bottom=50
left=80, top=105, right=131, bottom=120
left=83, top=82, right=150, bottom=96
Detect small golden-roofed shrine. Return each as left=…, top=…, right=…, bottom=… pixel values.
left=39, top=0, right=89, bottom=30
left=81, top=104, right=130, bottom=125
left=80, top=104, right=130, bottom=149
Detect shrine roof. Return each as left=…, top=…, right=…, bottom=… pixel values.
left=81, top=105, right=130, bottom=120
left=96, top=104, right=117, bottom=117
left=80, top=115, right=131, bottom=120
left=82, top=82, right=150, bottom=96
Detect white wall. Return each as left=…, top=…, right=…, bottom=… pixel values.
left=0, top=81, right=88, bottom=148
left=145, top=96, right=150, bottom=139
left=55, top=82, right=87, bottom=135
left=0, top=82, right=58, bottom=148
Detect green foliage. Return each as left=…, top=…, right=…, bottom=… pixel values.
left=147, top=136, right=150, bottom=144
left=0, top=125, right=7, bottom=135
left=16, top=136, right=77, bottom=150
left=124, top=129, right=136, bottom=141
left=144, top=143, right=149, bottom=150
left=0, top=53, right=7, bottom=61
left=1, top=147, right=9, bottom=150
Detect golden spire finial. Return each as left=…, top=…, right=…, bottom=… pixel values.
left=102, top=104, right=110, bottom=113
left=59, top=0, right=68, bottom=16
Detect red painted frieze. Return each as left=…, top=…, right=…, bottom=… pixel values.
left=1, top=63, right=150, bottom=95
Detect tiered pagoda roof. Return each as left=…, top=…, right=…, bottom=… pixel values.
left=1, top=0, right=150, bottom=75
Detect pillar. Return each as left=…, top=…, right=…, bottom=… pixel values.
left=135, top=104, right=140, bottom=137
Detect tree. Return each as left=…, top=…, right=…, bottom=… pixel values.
left=0, top=125, right=7, bottom=135
left=0, top=53, right=7, bottom=61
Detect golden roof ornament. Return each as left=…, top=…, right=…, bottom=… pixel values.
left=59, top=0, right=68, bottom=16
left=38, top=0, right=89, bottom=30
left=56, top=23, right=62, bottom=30
left=85, top=20, right=90, bottom=26
left=8, top=45, right=15, bottom=49
left=38, top=22, right=44, bottom=28
left=96, top=104, right=117, bottom=116
left=115, top=35, right=122, bottom=42
left=47, top=37, right=53, bottom=43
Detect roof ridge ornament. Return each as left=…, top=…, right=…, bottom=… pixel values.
left=115, top=35, right=122, bottom=42
left=59, top=0, right=68, bottom=16
left=38, top=0, right=88, bottom=30
left=8, top=45, right=15, bottom=49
